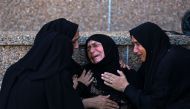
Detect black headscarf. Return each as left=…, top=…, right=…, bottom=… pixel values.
left=29, top=32, right=74, bottom=79
left=36, top=18, right=78, bottom=40
left=85, top=34, right=120, bottom=70
left=129, top=22, right=171, bottom=90
left=11, top=18, right=79, bottom=71
left=84, top=34, right=123, bottom=103
left=34, top=18, right=81, bottom=76
left=0, top=18, right=84, bottom=109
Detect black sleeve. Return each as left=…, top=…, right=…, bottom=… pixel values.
left=75, top=81, right=89, bottom=97
left=123, top=60, right=172, bottom=109
left=123, top=68, right=144, bottom=89
left=45, top=71, right=84, bottom=109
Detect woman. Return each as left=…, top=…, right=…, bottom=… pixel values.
left=102, top=22, right=190, bottom=109
left=76, top=34, right=132, bottom=109
left=0, top=18, right=84, bottom=109
left=36, top=18, right=82, bottom=75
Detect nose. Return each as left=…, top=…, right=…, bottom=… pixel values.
left=73, top=41, right=79, bottom=49
left=89, top=47, right=94, bottom=53
left=89, top=47, right=96, bottom=54
left=133, top=45, right=138, bottom=54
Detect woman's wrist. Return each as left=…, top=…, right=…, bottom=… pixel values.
left=82, top=98, right=96, bottom=108
left=122, top=82, right=129, bottom=92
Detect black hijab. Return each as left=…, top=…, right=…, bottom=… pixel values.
left=34, top=18, right=81, bottom=75
left=129, top=22, right=171, bottom=89
left=10, top=18, right=79, bottom=71
left=84, top=34, right=122, bottom=102
left=85, top=34, right=120, bottom=75
left=36, top=18, right=78, bottom=40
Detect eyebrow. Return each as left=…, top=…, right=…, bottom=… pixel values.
left=132, top=40, right=138, bottom=43
left=87, top=42, right=101, bottom=46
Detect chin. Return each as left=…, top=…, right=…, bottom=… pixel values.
left=91, top=60, right=98, bottom=64
left=94, top=61, right=99, bottom=64
left=93, top=60, right=101, bottom=64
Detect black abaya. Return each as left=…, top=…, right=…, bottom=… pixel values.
left=78, top=34, right=129, bottom=106
left=124, top=22, right=190, bottom=109
left=0, top=18, right=84, bottom=109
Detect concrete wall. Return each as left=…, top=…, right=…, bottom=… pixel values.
left=0, top=0, right=190, bottom=32
left=1, top=31, right=190, bottom=87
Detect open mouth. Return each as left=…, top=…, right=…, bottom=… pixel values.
left=93, top=55, right=99, bottom=59
left=91, top=54, right=100, bottom=62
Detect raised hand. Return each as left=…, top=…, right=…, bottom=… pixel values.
left=77, top=69, right=94, bottom=86
left=72, top=74, right=79, bottom=89
left=101, top=70, right=129, bottom=92
left=119, top=60, right=131, bottom=69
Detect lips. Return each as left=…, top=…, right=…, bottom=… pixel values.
left=92, top=55, right=99, bottom=60
left=91, top=54, right=100, bottom=62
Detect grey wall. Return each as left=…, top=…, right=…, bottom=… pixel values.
left=0, top=0, right=190, bottom=32
left=1, top=31, right=190, bottom=87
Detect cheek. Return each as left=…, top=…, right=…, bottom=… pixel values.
left=140, top=46, right=146, bottom=54
left=87, top=51, right=91, bottom=58
left=98, top=48, right=105, bottom=60
left=142, top=49, right=146, bottom=58
left=101, top=51, right=105, bottom=58
left=87, top=51, right=93, bottom=61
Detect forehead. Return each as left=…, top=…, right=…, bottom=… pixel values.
left=131, top=36, right=138, bottom=42
left=87, top=40, right=101, bottom=46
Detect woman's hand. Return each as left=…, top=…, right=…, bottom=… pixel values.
left=82, top=95, right=119, bottom=109
left=77, top=69, right=94, bottom=86
left=119, top=60, right=131, bottom=69
left=101, top=70, right=129, bottom=92
left=72, top=74, right=78, bottom=89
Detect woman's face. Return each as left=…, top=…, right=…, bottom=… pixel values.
left=87, top=40, right=105, bottom=64
left=131, top=36, right=147, bottom=62
left=72, top=30, right=79, bottom=48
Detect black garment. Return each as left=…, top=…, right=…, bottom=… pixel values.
left=36, top=18, right=78, bottom=40
left=79, top=34, right=129, bottom=106
left=36, top=18, right=82, bottom=77
left=0, top=18, right=84, bottom=109
left=124, top=22, right=190, bottom=109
